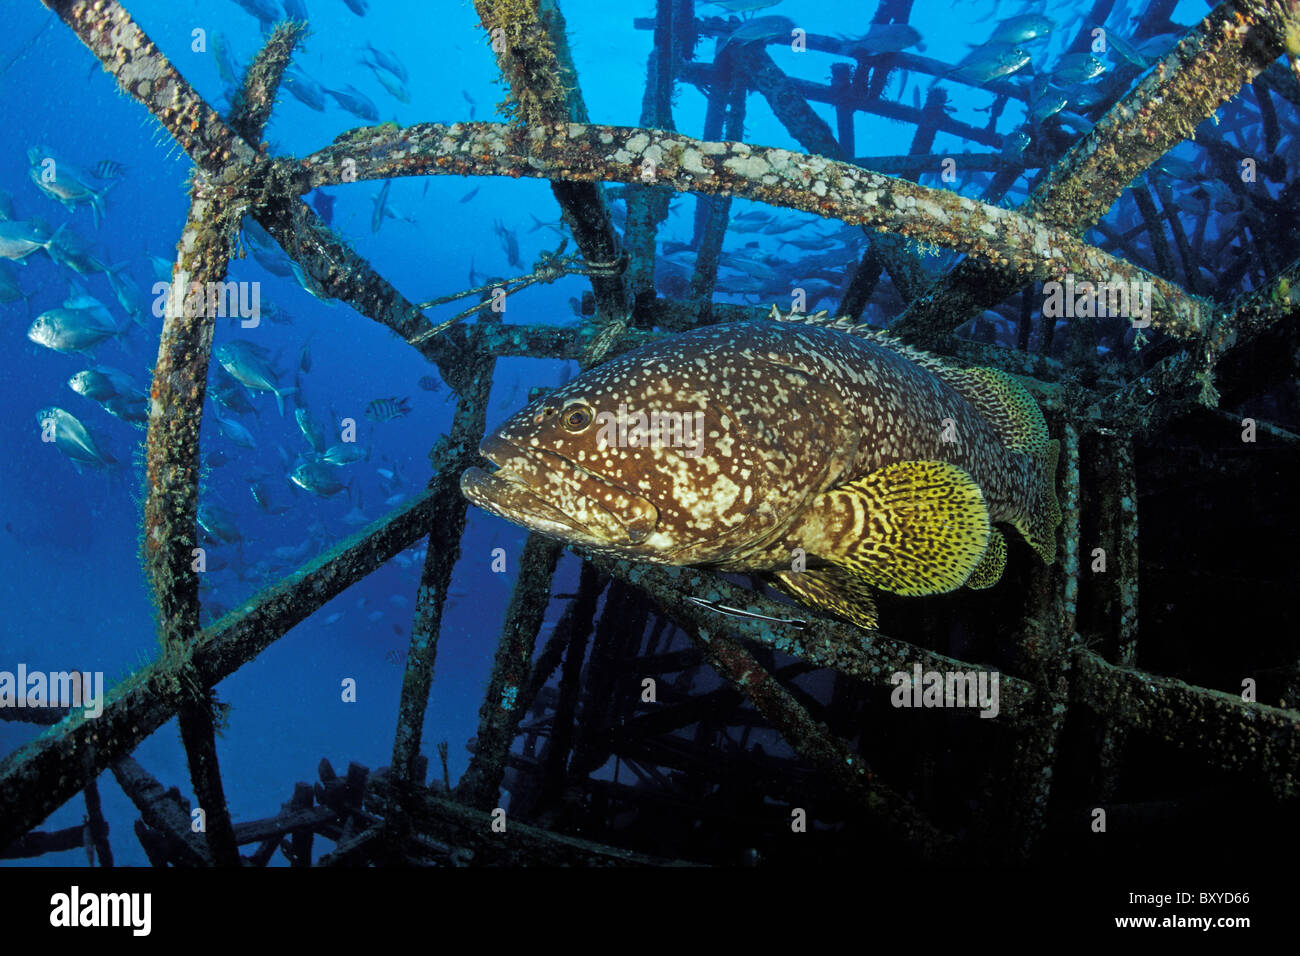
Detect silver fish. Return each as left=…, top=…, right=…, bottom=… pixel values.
left=986, top=13, right=1054, bottom=45
left=29, top=289, right=120, bottom=353
left=952, top=44, right=1031, bottom=85
left=214, top=407, right=257, bottom=449
left=717, top=16, right=795, bottom=54
left=325, top=84, right=378, bottom=121
left=842, top=23, right=923, bottom=55
left=1053, top=53, right=1106, bottom=84
left=291, top=459, right=347, bottom=496
left=321, top=442, right=369, bottom=465
left=212, top=33, right=241, bottom=88
left=494, top=219, right=522, bottom=269
left=198, top=502, right=242, bottom=545
left=295, top=406, right=327, bottom=452
left=1029, top=91, right=1069, bottom=125
left=216, top=340, right=298, bottom=415
left=69, top=366, right=135, bottom=401
left=45, top=224, right=106, bottom=274
left=363, top=43, right=409, bottom=83
left=0, top=219, right=51, bottom=262
left=36, top=407, right=115, bottom=469
left=148, top=254, right=173, bottom=282
left=104, top=263, right=147, bottom=324
left=104, top=390, right=149, bottom=429
left=283, top=66, right=327, bottom=111
left=372, top=179, right=392, bottom=234
left=371, top=69, right=410, bottom=104
left=229, top=0, right=283, bottom=30
left=27, top=148, right=113, bottom=227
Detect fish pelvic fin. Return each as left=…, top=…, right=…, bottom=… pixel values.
left=811, top=460, right=991, bottom=596
left=1012, top=438, right=1061, bottom=565
left=772, top=566, right=879, bottom=630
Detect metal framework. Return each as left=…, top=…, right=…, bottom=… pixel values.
left=1, top=0, right=1298, bottom=866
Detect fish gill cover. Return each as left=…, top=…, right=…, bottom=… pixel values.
left=0, top=0, right=1294, bottom=894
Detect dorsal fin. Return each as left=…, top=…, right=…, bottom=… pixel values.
left=767, top=306, right=1048, bottom=455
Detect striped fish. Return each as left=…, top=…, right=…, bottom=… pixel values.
left=462, top=309, right=1061, bottom=630
left=90, top=160, right=126, bottom=180
left=365, top=396, right=411, bottom=422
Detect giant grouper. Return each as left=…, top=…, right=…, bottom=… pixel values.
left=461, top=309, right=1061, bottom=629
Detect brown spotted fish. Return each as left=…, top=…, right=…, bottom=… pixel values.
left=461, top=310, right=1061, bottom=629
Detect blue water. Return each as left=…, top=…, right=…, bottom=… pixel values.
left=0, top=0, right=1278, bottom=865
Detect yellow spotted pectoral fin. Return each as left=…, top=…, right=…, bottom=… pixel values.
left=965, top=527, right=1007, bottom=589
left=773, top=566, right=879, bottom=630
left=812, top=460, right=991, bottom=596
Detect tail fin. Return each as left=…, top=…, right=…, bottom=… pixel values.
left=274, top=386, right=298, bottom=417
left=1013, top=438, right=1061, bottom=565
left=949, top=366, right=1061, bottom=565
left=90, top=180, right=116, bottom=229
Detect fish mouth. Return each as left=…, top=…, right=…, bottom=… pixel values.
left=461, top=435, right=658, bottom=549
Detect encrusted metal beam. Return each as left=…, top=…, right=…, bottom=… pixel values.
left=455, top=534, right=563, bottom=809
left=593, top=559, right=1037, bottom=720
left=889, top=0, right=1299, bottom=343
left=474, top=0, right=627, bottom=323
left=1085, top=259, right=1300, bottom=436
left=367, top=769, right=698, bottom=866
left=299, top=122, right=1213, bottom=338
left=1073, top=649, right=1300, bottom=794
left=389, top=346, right=496, bottom=786
left=0, top=491, right=438, bottom=850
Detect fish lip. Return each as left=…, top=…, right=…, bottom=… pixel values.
left=461, top=465, right=603, bottom=544
left=467, top=434, right=655, bottom=546
left=465, top=435, right=597, bottom=538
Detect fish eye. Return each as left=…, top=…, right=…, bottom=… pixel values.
left=560, top=403, right=593, bottom=433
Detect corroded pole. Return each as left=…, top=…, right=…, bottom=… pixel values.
left=367, top=769, right=697, bottom=866
left=389, top=346, right=497, bottom=787
left=692, top=626, right=953, bottom=860
left=455, top=534, right=563, bottom=809
left=1004, top=419, right=1081, bottom=859
left=473, top=0, right=627, bottom=324
left=1091, top=439, right=1139, bottom=800
left=42, top=0, right=259, bottom=172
